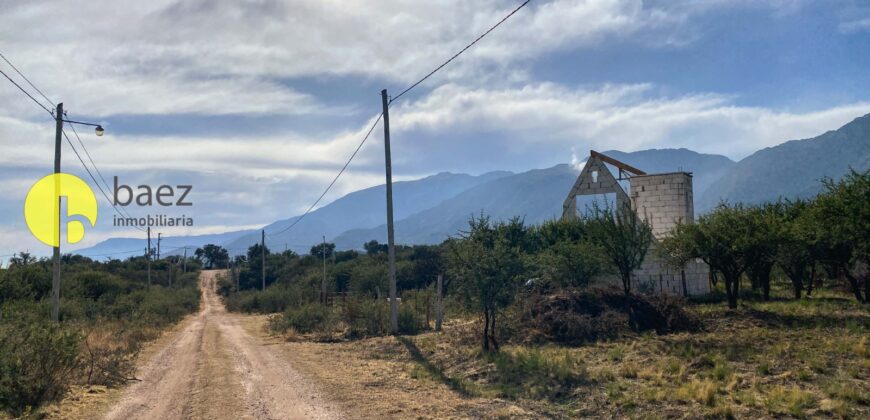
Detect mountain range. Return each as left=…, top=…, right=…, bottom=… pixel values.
left=77, top=114, right=870, bottom=257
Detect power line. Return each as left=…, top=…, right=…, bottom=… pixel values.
left=0, top=51, right=55, bottom=108
left=0, top=67, right=54, bottom=116
left=265, top=2, right=530, bottom=238
left=266, top=112, right=384, bottom=237
left=389, top=0, right=531, bottom=104
left=62, top=128, right=147, bottom=232
left=67, top=120, right=137, bottom=221
left=0, top=52, right=140, bottom=230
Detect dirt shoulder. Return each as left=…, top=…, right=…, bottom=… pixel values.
left=47, top=270, right=343, bottom=420
left=237, top=316, right=537, bottom=419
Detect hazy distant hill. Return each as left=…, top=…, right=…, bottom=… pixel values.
left=334, top=148, right=736, bottom=249
left=82, top=120, right=870, bottom=257
left=698, top=114, right=870, bottom=211
left=75, top=230, right=255, bottom=259
left=223, top=171, right=512, bottom=254
left=77, top=148, right=737, bottom=256
left=334, top=164, right=578, bottom=249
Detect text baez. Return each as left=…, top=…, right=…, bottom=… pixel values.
left=114, top=176, right=192, bottom=206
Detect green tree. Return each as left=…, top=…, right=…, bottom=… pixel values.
left=664, top=204, right=756, bottom=309
left=448, top=215, right=527, bottom=352
left=743, top=203, right=782, bottom=301
left=193, top=244, right=229, bottom=269
left=528, top=218, right=604, bottom=288
left=363, top=240, right=388, bottom=255
left=774, top=200, right=819, bottom=299
left=587, top=203, right=653, bottom=295
left=310, top=242, right=336, bottom=259
left=812, top=170, right=869, bottom=303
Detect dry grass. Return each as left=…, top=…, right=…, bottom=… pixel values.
left=305, top=289, right=869, bottom=419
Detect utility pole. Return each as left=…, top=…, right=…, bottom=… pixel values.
left=50, top=102, right=63, bottom=323
left=435, top=274, right=444, bottom=332
left=381, top=89, right=398, bottom=333
left=146, top=227, right=152, bottom=287
left=182, top=247, right=187, bottom=273
left=156, top=233, right=162, bottom=260
left=321, top=235, right=327, bottom=305
left=261, top=230, right=266, bottom=291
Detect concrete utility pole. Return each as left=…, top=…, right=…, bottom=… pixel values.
left=321, top=236, right=327, bottom=305
left=146, top=227, right=151, bottom=287
left=261, top=229, right=266, bottom=291
left=381, top=89, right=398, bottom=333
left=182, top=247, right=187, bottom=273
left=50, top=103, right=63, bottom=323
left=156, top=233, right=162, bottom=260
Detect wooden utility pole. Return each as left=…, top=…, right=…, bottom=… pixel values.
left=435, top=274, right=444, bottom=332
left=146, top=227, right=151, bottom=287
left=261, top=230, right=266, bottom=291
left=321, top=236, right=327, bottom=305
left=51, top=102, right=63, bottom=323
left=381, top=89, right=398, bottom=333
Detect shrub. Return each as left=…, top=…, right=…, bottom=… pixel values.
left=343, top=298, right=389, bottom=337
left=80, top=327, right=139, bottom=387
left=272, top=303, right=334, bottom=334
left=0, top=319, right=81, bottom=416
left=397, top=304, right=425, bottom=335
left=521, top=288, right=701, bottom=345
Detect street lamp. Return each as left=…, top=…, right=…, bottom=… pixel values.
left=63, top=116, right=105, bottom=136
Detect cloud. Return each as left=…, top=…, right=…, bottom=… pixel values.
left=1, top=0, right=781, bottom=121
left=390, top=82, right=870, bottom=160
left=839, top=17, right=870, bottom=34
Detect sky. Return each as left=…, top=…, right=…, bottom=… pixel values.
left=1, top=0, right=869, bottom=257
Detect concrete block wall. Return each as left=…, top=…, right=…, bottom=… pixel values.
left=630, top=172, right=694, bottom=240
left=592, top=253, right=711, bottom=296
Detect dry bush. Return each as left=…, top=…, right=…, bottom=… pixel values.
left=519, top=288, right=701, bottom=345
left=79, top=327, right=140, bottom=386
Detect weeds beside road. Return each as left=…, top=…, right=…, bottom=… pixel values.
left=267, top=290, right=869, bottom=419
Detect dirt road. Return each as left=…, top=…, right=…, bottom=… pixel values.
left=104, top=270, right=341, bottom=420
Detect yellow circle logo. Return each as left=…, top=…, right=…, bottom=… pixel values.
left=24, top=173, right=98, bottom=247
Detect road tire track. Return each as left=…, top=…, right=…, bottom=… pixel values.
left=103, top=270, right=342, bottom=420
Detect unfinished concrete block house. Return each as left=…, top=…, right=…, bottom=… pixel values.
left=562, top=151, right=710, bottom=296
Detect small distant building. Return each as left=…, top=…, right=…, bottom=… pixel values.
left=562, top=151, right=710, bottom=296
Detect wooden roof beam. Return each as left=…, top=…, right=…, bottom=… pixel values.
left=590, top=150, right=646, bottom=176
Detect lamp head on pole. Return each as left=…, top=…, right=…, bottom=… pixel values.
left=94, top=125, right=105, bottom=136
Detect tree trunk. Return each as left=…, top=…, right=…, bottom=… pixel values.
left=724, top=275, right=738, bottom=309
left=806, top=263, right=816, bottom=297
left=793, top=279, right=802, bottom=299
left=864, top=274, right=869, bottom=305
left=748, top=263, right=773, bottom=301
left=488, top=308, right=499, bottom=352
left=681, top=269, right=688, bottom=297
left=842, top=269, right=864, bottom=303
left=622, top=272, right=631, bottom=296
left=482, top=307, right=490, bottom=352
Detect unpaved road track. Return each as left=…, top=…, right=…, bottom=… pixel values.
left=104, top=270, right=341, bottom=420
